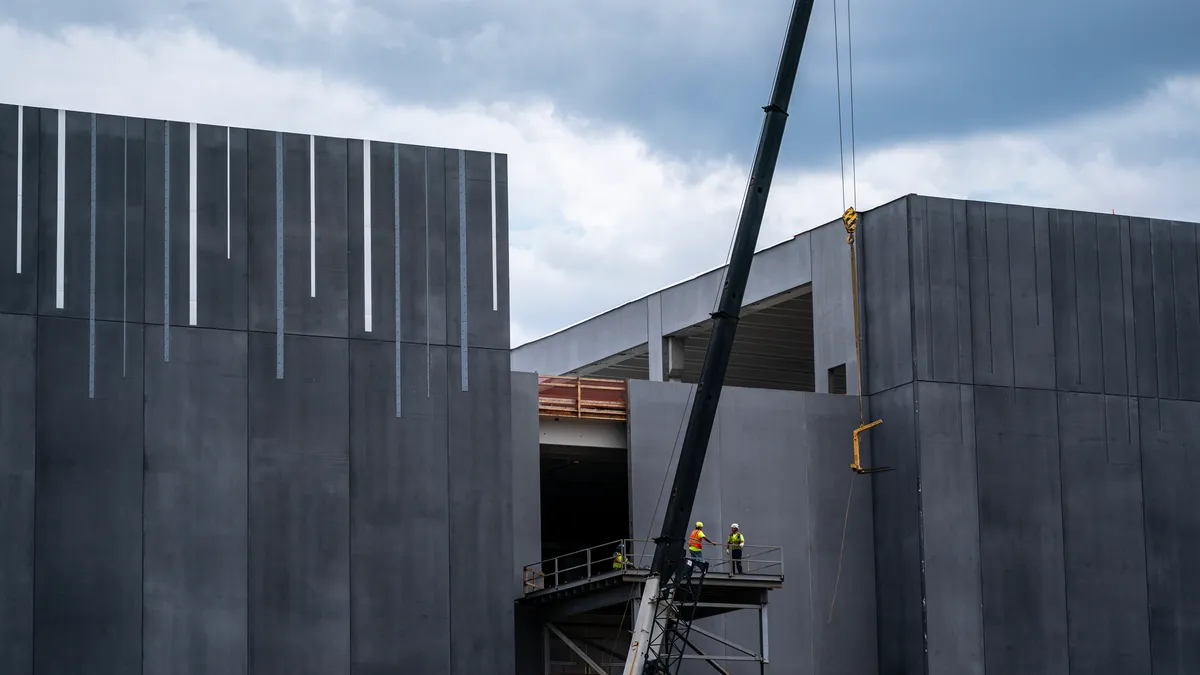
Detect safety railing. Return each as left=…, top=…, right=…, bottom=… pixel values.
left=537, top=376, right=627, bottom=421
left=523, top=539, right=784, bottom=593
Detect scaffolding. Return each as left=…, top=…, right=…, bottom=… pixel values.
left=521, top=540, right=782, bottom=674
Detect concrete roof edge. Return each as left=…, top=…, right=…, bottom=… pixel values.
left=515, top=219, right=835, bottom=350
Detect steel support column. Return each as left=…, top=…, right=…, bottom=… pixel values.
left=546, top=623, right=607, bottom=675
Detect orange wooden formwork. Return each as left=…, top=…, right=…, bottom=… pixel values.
left=537, top=376, right=627, bottom=421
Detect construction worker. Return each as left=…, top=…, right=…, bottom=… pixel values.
left=613, top=542, right=628, bottom=571
left=727, top=523, right=745, bottom=573
left=687, top=521, right=718, bottom=562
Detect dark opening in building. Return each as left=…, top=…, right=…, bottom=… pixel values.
left=539, top=444, right=630, bottom=584
left=828, top=364, right=847, bottom=394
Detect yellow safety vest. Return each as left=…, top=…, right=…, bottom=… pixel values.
left=728, top=533, right=744, bottom=549
left=613, top=554, right=626, bottom=569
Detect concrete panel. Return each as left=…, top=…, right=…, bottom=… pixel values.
left=974, top=385, right=1069, bottom=675
left=396, top=145, right=448, bottom=347
left=1149, top=219, right=1179, bottom=399
left=1118, top=217, right=1139, bottom=400
left=195, top=124, right=248, bottom=331
left=350, top=341, right=451, bottom=674
left=447, top=347, right=515, bottom=675
left=627, top=379, right=728, bottom=669
left=285, top=134, right=349, bottom=337
left=1128, top=217, right=1158, bottom=397
left=36, top=111, right=92, bottom=319
left=866, top=383, right=924, bottom=675
left=461, top=148, right=492, bottom=182
left=494, top=170, right=512, bottom=348
left=717, top=387, right=811, bottom=673
left=511, top=371, right=542, bottom=595
left=444, top=150, right=463, bottom=349
left=907, top=196, right=945, bottom=381
left=353, top=140, right=398, bottom=342
left=1008, top=205, right=1056, bottom=389
left=1096, top=213, right=1132, bottom=395
left=965, top=202, right=993, bottom=386
left=34, top=316, right=144, bottom=675
left=628, top=383, right=873, bottom=673
left=1057, top=392, right=1151, bottom=675
left=143, top=326, right=248, bottom=675
left=248, top=332, right=350, bottom=675
left=916, top=381, right=984, bottom=675
left=810, top=222, right=859, bottom=394
left=120, top=117, right=148, bottom=326
left=346, top=138, right=366, bottom=337
left=1051, top=210, right=1105, bottom=394
left=464, top=155, right=507, bottom=350
left=1140, top=397, right=1200, bottom=674
left=34, top=109, right=57, bottom=315
left=910, top=196, right=975, bottom=384
left=493, top=153, right=507, bottom=184
left=968, top=203, right=1016, bottom=387
left=142, top=120, right=191, bottom=328
left=91, top=115, right=143, bottom=325
left=627, top=380, right=719, bottom=546
left=0, top=105, right=39, bottom=313
left=246, top=129, right=282, bottom=335
left=0, top=314, right=35, bottom=674
left=861, top=197, right=913, bottom=394
left=804, top=393, right=878, bottom=675
left=1171, top=221, right=1200, bottom=401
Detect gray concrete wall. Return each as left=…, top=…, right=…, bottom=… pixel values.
left=810, top=216, right=860, bottom=395
left=860, top=194, right=1200, bottom=675
left=0, top=103, right=515, bottom=675
left=627, top=380, right=878, bottom=674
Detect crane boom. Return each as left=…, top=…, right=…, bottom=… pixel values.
left=626, top=1, right=817, bottom=672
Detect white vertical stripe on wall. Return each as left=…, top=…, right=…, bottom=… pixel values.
left=363, top=139, right=373, bottom=332
left=226, top=126, right=231, bottom=260
left=88, top=114, right=97, bottom=399
left=15, top=105, right=22, bottom=274
left=189, top=122, right=198, bottom=325
left=310, top=134, right=317, bottom=298
left=56, top=109, right=66, bottom=308
left=490, top=153, right=498, bottom=311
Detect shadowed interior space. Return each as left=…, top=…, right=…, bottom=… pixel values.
left=540, top=443, right=630, bottom=575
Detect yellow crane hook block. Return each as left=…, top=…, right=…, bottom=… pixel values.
left=851, top=419, right=892, bottom=474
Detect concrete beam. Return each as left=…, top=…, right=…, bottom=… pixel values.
left=539, top=418, right=627, bottom=449
left=513, top=232, right=816, bottom=376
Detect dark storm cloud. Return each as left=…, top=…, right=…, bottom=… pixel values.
left=5, top=0, right=1198, bottom=170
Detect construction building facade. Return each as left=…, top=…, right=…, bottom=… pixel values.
left=1, top=101, right=1198, bottom=675
left=514, top=195, right=1200, bottom=675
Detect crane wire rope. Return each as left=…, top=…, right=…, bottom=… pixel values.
left=828, top=0, right=863, bottom=624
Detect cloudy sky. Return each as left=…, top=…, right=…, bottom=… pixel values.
left=2, top=0, right=1198, bottom=346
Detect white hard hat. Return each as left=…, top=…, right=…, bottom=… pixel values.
left=731, top=523, right=739, bottom=529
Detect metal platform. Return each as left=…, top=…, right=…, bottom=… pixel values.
left=520, top=540, right=783, bottom=673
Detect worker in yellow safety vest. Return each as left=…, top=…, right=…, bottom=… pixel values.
left=688, top=521, right=718, bottom=562
left=726, top=523, right=745, bottom=574
left=613, top=542, right=628, bottom=570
